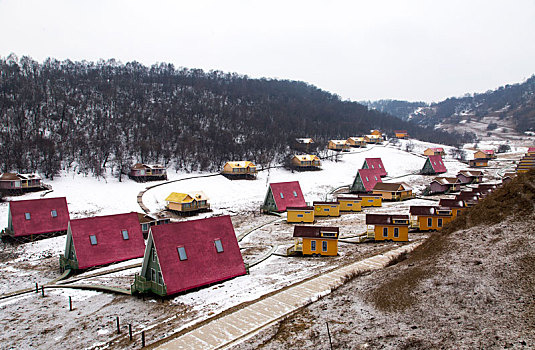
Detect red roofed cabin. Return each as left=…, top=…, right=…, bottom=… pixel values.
left=137, top=212, right=171, bottom=239
left=362, top=158, right=387, bottom=177
left=129, top=163, right=167, bottom=182
left=350, top=169, right=382, bottom=193
left=423, top=148, right=446, bottom=157
left=527, top=147, right=535, bottom=156
left=421, top=155, right=447, bottom=175
left=3, top=197, right=70, bottom=240
left=366, top=214, right=409, bottom=242
left=429, top=177, right=461, bottom=194
left=60, top=212, right=146, bottom=271
left=261, top=181, right=306, bottom=213
left=131, top=215, right=246, bottom=297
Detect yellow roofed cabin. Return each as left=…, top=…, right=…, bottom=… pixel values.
left=287, top=206, right=315, bottom=224
left=336, top=196, right=362, bottom=212
left=165, top=191, right=210, bottom=215
left=346, top=137, right=367, bottom=148
left=366, top=214, right=409, bottom=242
left=328, top=140, right=350, bottom=152
left=313, top=202, right=340, bottom=217
left=290, top=226, right=339, bottom=257
left=291, top=155, right=321, bottom=171
left=222, top=161, right=258, bottom=179
left=357, top=194, right=382, bottom=207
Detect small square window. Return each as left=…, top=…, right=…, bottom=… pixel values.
left=293, top=191, right=297, bottom=197
left=89, top=235, right=97, bottom=245
left=51, top=210, right=57, bottom=218
left=214, top=239, right=224, bottom=253
left=177, top=246, right=187, bottom=261
left=365, top=177, right=369, bottom=181
left=122, top=229, right=129, bottom=240
left=280, top=192, right=284, bottom=199
left=142, top=223, right=148, bottom=231
left=25, top=212, right=31, bottom=220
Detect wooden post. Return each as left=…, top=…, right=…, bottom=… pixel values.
left=326, top=322, right=333, bottom=350
left=41, top=286, right=44, bottom=297
left=141, top=331, right=145, bottom=347
left=69, top=296, right=72, bottom=311
left=116, top=316, right=120, bottom=334
left=129, top=324, right=132, bottom=341
left=35, top=282, right=38, bottom=293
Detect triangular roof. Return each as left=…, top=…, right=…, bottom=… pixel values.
left=363, top=158, right=387, bottom=177
left=432, top=177, right=460, bottom=185
left=458, top=170, right=483, bottom=177
left=426, top=155, right=447, bottom=173
left=330, top=139, right=347, bottom=145
left=293, top=154, right=319, bottom=162
left=69, top=212, right=145, bottom=269
left=528, top=147, right=535, bottom=153
left=8, top=197, right=70, bottom=237
left=356, top=169, right=383, bottom=192
left=296, top=138, right=314, bottom=144
left=132, top=163, right=165, bottom=170
left=483, top=150, right=495, bottom=155
left=165, top=191, right=209, bottom=203
left=269, top=181, right=306, bottom=211
left=224, top=161, right=256, bottom=168
left=147, top=215, right=246, bottom=295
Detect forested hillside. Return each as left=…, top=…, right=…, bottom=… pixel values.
left=0, top=55, right=471, bottom=179
left=369, top=75, right=535, bottom=131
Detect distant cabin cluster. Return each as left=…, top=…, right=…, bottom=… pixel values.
left=1, top=131, right=529, bottom=299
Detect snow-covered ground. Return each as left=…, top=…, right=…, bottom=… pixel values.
left=0, top=139, right=526, bottom=349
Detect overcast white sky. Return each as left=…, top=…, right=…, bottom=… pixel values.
left=1, top=0, right=534, bottom=102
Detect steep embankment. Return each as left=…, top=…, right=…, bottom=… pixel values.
left=233, top=171, right=535, bottom=349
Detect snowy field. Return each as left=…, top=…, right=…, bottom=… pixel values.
left=0, top=139, right=528, bottom=349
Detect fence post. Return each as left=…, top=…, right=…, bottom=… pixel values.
left=141, top=331, right=145, bottom=347
left=129, top=324, right=132, bottom=341
left=116, top=316, right=120, bottom=334
left=41, top=286, right=45, bottom=297
left=69, top=296, right=72, bottom=311
left=35, top=282, right=39, bottom=293
left=326, top=322, right=333, bottom=350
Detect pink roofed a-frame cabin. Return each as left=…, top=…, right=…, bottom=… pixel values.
left=421, top=155, right=447, bottom=175
left=350, top=168, right=383, bottom=193
left=5, top=197, right=70, bottom=238
left=261, top=181, right=306, bottom=212
left=60, top=212, right=146, bottom=271
left=131, top=215, right=246, bottom=297
left=362, top=158, right=387, bottom=177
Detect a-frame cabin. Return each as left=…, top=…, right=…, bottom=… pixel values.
left=350, top=169, right=382, bottom=193
left=362, top=158, right=387, bottom=177
left=60, top=212, right=145, bottom=271
left=421, top=155, right=447, bottom=175
left=261, top=181, right=306, bottom=213
left=131, top=215, right=246, bottom=297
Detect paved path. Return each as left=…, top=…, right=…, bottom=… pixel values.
left=154, top=242, right=421, bottom=350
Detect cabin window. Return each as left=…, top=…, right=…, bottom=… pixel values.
left=214, top=239, right=224, bottom=253
left=51, top=210, right=57, bottom=218
left=427, top=218, right=432, bottom=227
left=293, top=191, right=297, bottom=197
left=280, top=193, right=284, bottom=199
left=322, top=231, right=336, bottom=238
left=438, top=218, right=443, bottom=227
left=297, top=214, right=304, bottom=218
left=322, top=241, right=328, bottom=252
left=24, top=212, right=31, bottom=220
left=152, top=247, right=156, bottom=262
left=365, top=177, right=369, bottom=181
left=374, top=176, right=378, bottom=180
left=89, top=235, right=97, bottom=245
left=142, top=223, right=148, bottom=231
left=324, top=208, right=330, bottom=212
left=177, top=246, right=188, bottom=261
left=122, top=229, right=129, bottom=240
left=378, top=164, right=382, bottom=168
left=383, top=227, right=388, bottom=237
left=394, top=228, right=399, bottom=238
left=151, top=268, right=156, bottom=281
left=368, top=199, right=373, bottom=203
left=347, top=203, right=352, bottom=206
left=158, top=272, right=163, bottom=284
left=371, top=165, right=375, bottom=168
left=311, top=240, right=317, bottom=251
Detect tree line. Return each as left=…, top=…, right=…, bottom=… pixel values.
left=0, top=55, right=474, bottom=179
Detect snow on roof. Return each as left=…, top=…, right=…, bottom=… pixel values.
left=149, top=215, right=246, bottom=295
left=70, top=212, right=145, bottom=269
left=294, top=154, right=319, bottom=162
left=225, top=161, right=256, bottom=168
left=17, top=173, right=42, bottom=180
left=165, top=191, right=209, bottom=203
left=0, top=173, right=20, bottom=181
left=330, top=139, right=348, bottom=144
left=438, top=199, right=465, bottom=208
left=365, top=214, right=408, bottom=225
left=269, top=181, right=306, bottom=211
left=296, top=138, right=314, bottom=144
left=9, top=197, right=70, bottom=237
